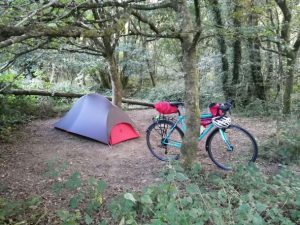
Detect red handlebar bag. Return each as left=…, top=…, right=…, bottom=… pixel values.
left=209, top=103, right=224, bottom=117
left=154, top=102, right=178, bottom=114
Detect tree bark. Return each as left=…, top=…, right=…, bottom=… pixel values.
left=248, top=37, right=266, bottom=100
left=232, top=1, right=242, bottom=97
left=208, top=0, right=230, bottom=99
left=282, top=50, right=297, bottom=114
left=177, top=0, right=201, bottom=169
left=97, top=68, right=111, bottom=89
left=106, top=53, right=123, bottom=107
left=247, top=2, right=266, bottom=101
left=275, top=0, right=300, bottom=114
left=265, top=40, right=274, bottom=94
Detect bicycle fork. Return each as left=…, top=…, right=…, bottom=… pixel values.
left=219, top=129, right=234, bottom=151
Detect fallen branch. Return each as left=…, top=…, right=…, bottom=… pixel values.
left=0, top=89, right=154, bottom=107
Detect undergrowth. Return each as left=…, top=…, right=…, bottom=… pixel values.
left=0, top=95, right=72, bottom=142
left=1, top=160, right=299, bottom=224
left=260, top=118, right=300, bottom=164
left=108, top=163, right=300, bottom=225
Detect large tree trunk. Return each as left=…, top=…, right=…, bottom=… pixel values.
left=209, top=0, right=230, bottom=99
left=231, top=1, right=242, bottom=97
left=101, top=33, right=123, bottom=107
left=178, top=0, right=200, bottom=169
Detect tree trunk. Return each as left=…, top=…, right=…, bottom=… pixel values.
left=209, top=0, right=230, bottom=99
left=232, top=1, right=242, bottom=97
left=265, top=40, right=274, bottom=95
left=275, top=0, right=300, bottom=114
left=106, top=54, right=123, bottom=107
left=146, top=58, right=156, bottom=87
left=98, top=69, right=111, bottom=89
left=282, top=51, right=297, bottom=114
left=248, top=37, right=266, bottom=100
left=178, top=0, right=200, bottom=169
left=247, top=3, right=266, bottom=101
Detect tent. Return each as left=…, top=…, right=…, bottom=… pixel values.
left=54, top=93, right=139, bottom=145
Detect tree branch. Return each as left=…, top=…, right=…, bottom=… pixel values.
left=131, top=11, right=160, bottom=34
left=0, top=24, right=105, bottom=48
left=293, top=32, right=300, bottom=53
left=0, top=89, right=154, bottom=107
left=260, top=44, right=287, bottom=56
left=0, top=40, right=49, bottom=73
left=52, top=0, right=173, bottom=11
left=16, top=0, right=58, bottom=26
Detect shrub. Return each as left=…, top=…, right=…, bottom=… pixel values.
left=260, top=118, right=300, bottom=164
left=0, top=196, right=44, bottom=225
left=108, top=163, right=300, bottom=225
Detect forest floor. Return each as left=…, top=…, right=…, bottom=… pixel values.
left=0, top=108, right=298, bottom=223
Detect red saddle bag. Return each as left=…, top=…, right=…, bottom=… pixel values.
left=154, top=102, right=178, bottom=115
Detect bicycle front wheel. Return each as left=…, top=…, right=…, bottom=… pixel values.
left=206, top=125, right=258, bottom=170
left=146, top=120, right=184, bottom=161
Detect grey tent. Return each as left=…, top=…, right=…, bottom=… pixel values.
left=54, top=93, right=139, bottom=145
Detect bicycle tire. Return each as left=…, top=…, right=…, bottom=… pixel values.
left=205, top=125, right=258, bottom=170
left=146, top=119, right=184, bottom=161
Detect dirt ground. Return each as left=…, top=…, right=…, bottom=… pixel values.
left=0, top=108, right=286, bottom=221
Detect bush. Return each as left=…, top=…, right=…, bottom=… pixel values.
left=0, top=95, right=72, bottom=142
left=133, top=80, right=184, bottom=102
left=108, top=163, right=300, bottom=225
left=260, top=118, right=300, bottom=164
left=0, top=196, right=44, bottom=225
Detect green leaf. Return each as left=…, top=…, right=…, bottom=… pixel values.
left=65, top=172, right=81, bottom=190
left=56, top=210, right=70, bottom=221
left=252, top=213, right=265, bottom=225
left=97, top=180, right=107, bottom=193
left=51, top=182, right=64, bottom=194
left=141, top=195, right=153, bottom=204
left=69, top=193, right=83, bottom=209
left=237, top=203, right=251, bottom=219
left=124, top=193, right=136, bottom=203
left=189, top=208, right=203, bottom=219
left=295, top=194, right=300, bottom=207
left=186, top=183, right=200, bottom=194
left=255, top=202, right=268, bottom=213
left=84, top=214, right=93, bottom=225
left=175, top=172, right=188, bottom=181
left=181, top=196, right=193, bottom=206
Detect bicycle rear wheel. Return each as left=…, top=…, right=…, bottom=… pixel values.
left=206, top=125, right=258, bottom=170
left=146, top=120, right=184, bottom=161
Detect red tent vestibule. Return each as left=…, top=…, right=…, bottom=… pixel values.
left=110, top=123, right=139, bottom=145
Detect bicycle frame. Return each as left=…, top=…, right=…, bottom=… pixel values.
left=161, top=114, right=233, bottom=151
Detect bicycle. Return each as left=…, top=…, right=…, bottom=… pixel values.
left=146, top=100, right=258, bottom=170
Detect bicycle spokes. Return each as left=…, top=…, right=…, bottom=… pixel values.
left=146, top=120, right=183, bottom=161
left=207, top=125, right=258, bottom=170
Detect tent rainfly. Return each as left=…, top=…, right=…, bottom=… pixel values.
left=54, top=93, right=139, bottom=145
